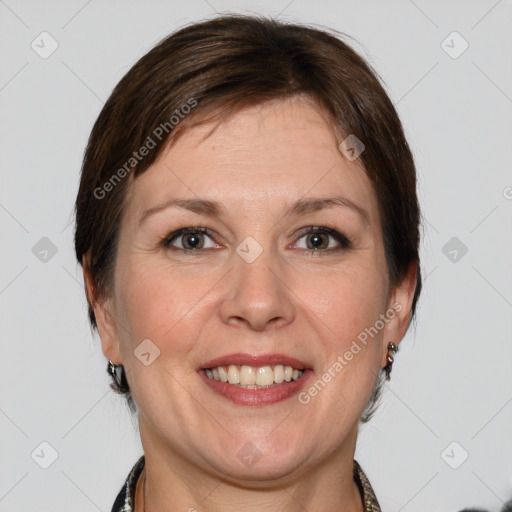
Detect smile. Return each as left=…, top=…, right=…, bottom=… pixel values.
left=199, top=353, right=312, bottom=405
left=204, top=364, right=305, bottom=388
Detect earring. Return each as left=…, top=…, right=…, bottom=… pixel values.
left=107, top=360, right=130, bottom=392
left=384, top=342, right=398, bottom=381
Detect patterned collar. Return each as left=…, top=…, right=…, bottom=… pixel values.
left=111, top=456, right=381, bottom=512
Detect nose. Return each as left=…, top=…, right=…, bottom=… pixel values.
left=219, top=245, right=296, bottom=332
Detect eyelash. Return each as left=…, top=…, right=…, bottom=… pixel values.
left=160, top=226, right=352, bottom=255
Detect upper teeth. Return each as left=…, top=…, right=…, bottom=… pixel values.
left=205, top=365, right=304, bottom=387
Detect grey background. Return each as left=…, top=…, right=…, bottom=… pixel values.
left=1, top=0, right=511, bottom=511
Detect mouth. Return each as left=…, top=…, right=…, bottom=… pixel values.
left=198, top=353, right=313, bottom=405
left=203, top=364, right=305, bottom=388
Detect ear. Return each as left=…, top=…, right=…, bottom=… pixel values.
left=380, top=260, right=419, bottom=367
left=82, top=252, right=122, bottom=365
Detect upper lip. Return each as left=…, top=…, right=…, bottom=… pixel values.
left=199, top=353, right=310, bottom=371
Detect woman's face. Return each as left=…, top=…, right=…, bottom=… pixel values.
left=91, top=95, right=414, bottom=481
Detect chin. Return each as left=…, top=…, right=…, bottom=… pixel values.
left=200, top=434, right=311, bottom=482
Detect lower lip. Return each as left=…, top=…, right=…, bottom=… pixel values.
left=199, top=369, right=313, bottom=406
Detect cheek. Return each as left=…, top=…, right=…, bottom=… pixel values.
left=115, top=260, right=206, bottom=344
left=113, top=262, right=207, bottom=407
left=297, top=262, right=388, bottom=342
left=294, top=261, right=388, bottom=413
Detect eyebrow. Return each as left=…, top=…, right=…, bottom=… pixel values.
left=139, top=195, right=370, bottom=226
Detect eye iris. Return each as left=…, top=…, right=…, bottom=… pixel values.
left=307, top=233, right=327, bottom=250
left=183, top=232, right=204, bottom=249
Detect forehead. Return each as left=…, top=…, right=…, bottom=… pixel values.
left=125, top=96, right=380, bottom=228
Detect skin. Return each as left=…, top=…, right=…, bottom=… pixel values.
left=84, top=95, right=417, bottom=512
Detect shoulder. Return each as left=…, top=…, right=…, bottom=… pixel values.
left=111, top=455, right=145, bottom=512
left=353, top=459, right=382, bottom=512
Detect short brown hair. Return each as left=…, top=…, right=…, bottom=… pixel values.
left=74, top=14, right=422, bottom=421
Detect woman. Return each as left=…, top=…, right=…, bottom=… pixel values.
left=74, top=14, right=422, bottom=511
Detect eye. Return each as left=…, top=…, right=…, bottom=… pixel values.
left=293, top=226, right=352, bottom=253
left=161, top=226, right=352, bottom=254
left=162, top=227, right=218, bottom=252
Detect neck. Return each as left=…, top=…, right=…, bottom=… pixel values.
left=136, top=421, right=364, bottom=512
